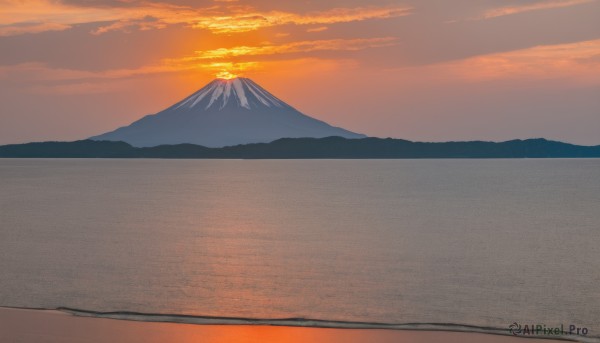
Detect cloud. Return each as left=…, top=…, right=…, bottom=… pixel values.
left=91, top=15, right=168, bottom=34
left=462, top=39, right=600, bottom=81
left=0, top=0, right=176, bottom=36
left=385, top=39, right=600, bottom=85
left=189, top=6, right=411, bottom=34
left=0, top=36, right=396, bottom=88
left=178, top=37, right=398, bottom=60
left=481, top=0, right=595, bottom=19
left=307, top=26, right=328, bottom=33
left=0, top=0, right=411, bottom=36
left=0, top=22, right=71, bottom=36
left=0, top=57, right=356, bottom=94
left=5, top=39, right=596, bottom=86
left=158, top=37, right=397, bottom=77
left=59, top=0, right=142, bottom=7
left=0, top=62, right=175, bottom=83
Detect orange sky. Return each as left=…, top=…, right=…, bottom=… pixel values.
left=0, top=0, right=599, bottom=145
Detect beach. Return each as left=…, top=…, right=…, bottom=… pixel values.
left=0, top=307, right=574, bottom=343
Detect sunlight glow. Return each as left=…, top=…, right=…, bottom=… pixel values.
left=216, top=71, right=238, bottom=79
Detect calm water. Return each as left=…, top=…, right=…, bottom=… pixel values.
left=0, top=159, right=599, bottom=335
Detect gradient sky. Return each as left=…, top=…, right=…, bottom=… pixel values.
left=1, top=0, right=599, bottom=145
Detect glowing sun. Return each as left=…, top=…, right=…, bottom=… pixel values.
left=216, top=71, right=238, bottom=80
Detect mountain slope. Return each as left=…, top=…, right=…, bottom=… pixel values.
left=90, top=78, right=365, bottom=147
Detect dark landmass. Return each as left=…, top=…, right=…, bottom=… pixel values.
left=0, top=137, right=599, bottom=159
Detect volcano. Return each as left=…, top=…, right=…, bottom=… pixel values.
left=90, top=78, right=365, bottom=147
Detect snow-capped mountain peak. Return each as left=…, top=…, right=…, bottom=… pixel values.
left=91, top=77, right=366, bottom=147
left=175, top=78, right=287, bottom=111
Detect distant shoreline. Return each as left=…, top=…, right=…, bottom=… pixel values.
left=1, top=137, right=599, bottom=159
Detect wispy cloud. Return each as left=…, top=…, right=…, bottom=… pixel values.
left=0, top=22, right=71, bottom=36
left=398, top=39, right=600, bottom=84
left=188, top=6, right=411, bottom=34
left=0, top=36, right=397, bottom=87
left=307, top=26, right=328, bottom=33
left=0, top=0, right=411, bottom=36
left=179, top=37, right=398, bottom=60
left=162, top=37, right=397, bottom=77
left=6, top=39, right=597, bottom=85
left=463, top=39, right=600, bottom=81
left=0, top=62, right=182, bottom=82
left=481, top=0, right=595, bottom=19
left=0, top=57, right=356, bottom=94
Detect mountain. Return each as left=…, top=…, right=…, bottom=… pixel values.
left=90, top=78, right=365, bottom=147
left=2, top=137, right=599, bottom=159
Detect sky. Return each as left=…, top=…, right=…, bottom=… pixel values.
left=0, top=0, right=599, bottom=145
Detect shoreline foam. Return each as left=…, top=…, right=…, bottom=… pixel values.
left=1, top=306, right=593, bottom=343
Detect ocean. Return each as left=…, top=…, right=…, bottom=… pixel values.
left=1, top=159, right=598, bottom=340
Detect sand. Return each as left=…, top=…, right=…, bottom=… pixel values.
left=0, top=307, right=571, bottom=343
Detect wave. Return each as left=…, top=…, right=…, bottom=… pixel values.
left=1, top=306, right=595, bottom=342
